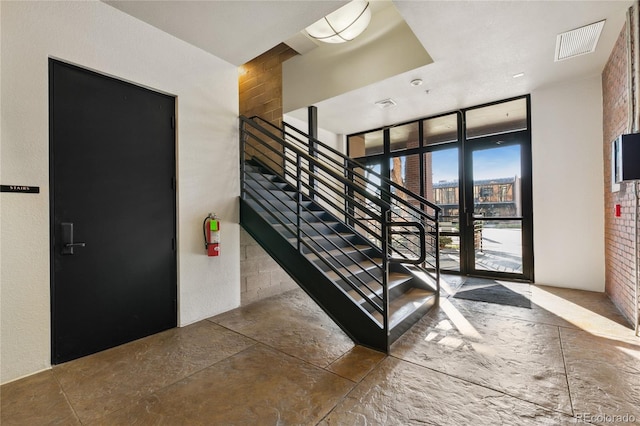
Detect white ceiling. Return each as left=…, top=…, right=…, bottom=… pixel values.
left=104, top=0, right=347, bottom=65
left=105, top=0, right=633, bottom=136
left=283, top=1, right=433, bottom=113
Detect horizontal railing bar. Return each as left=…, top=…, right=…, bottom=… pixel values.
left=272, top=116, right=440, bottom=213
left=292, top=163, right=384, bottom=222
left=244, top=130, right=436, bottom=264
left=242, top=174, right=386, bottom=292
left=279, top=131, right=440, bottom=220
left=470, top=216, right=524, bottom=221
left=269, top=131, right=434, bottom=226
left=388, top=221, right=425, bottom=265
left=240, top=115, right=442, bottom=327
left=246, top=123, right=440, bottom=257
left=294, top=178, right=385, bottom=244
left=243, top=187, right=385, bottom=310
left=242, top=118, right=391, bottom=211
left=248, top=158, right=382, bottom=247
left=300, top=244, right=385, bottom=311
left=298, top=239, right=385, bottom=310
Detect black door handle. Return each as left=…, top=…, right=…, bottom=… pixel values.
left=61, top=222, right=86, bottom=255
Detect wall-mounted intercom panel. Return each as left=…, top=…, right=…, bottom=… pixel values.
left=613, top=133, right=640, bottom=183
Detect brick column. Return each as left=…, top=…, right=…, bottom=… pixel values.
left=602, top=10, right=639, bottom=327
left=239, top=44, right=299, bottom=305
left=239, top=44, right=298, bottom=173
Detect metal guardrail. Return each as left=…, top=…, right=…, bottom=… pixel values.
left=240, top=116, right=441, bottom=333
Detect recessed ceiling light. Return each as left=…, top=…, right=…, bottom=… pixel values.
left=410, top=79, right=423, bottom=87
left=375, top=98, right=397, bottom=109
left=513, top=72, right=525, bottom=79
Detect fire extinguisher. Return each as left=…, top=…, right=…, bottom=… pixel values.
left=203, top=213, right=220, bottom=256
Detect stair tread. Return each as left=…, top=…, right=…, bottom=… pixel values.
left=372, top=288, right=436, bottom=329
left=324, top=258, right=383, bottom=281
left=289, top=232, right=357, bottom=245
left=274, top=221, right=339, bottom=228
left=304, top=244, right=370, bottom=260
left=246, top=190, right=297, bottom=199
left=318, top=245, right=373, bottom=256
left=346, top=272, right=413, bottom=302
left=246, top=199, right=317, bottom=210
left=267, top=215, right=329, bottom=225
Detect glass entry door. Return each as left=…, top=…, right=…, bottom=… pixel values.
left=463, top=134, right=533, bottom=280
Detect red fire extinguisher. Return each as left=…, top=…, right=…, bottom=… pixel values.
left=203, top=213, right=220, bottom=256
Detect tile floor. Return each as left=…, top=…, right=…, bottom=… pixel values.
left=2, top=276, right=639, bottom=425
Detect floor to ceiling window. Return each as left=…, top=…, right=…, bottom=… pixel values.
left=347, top=95, right=533, bottom=281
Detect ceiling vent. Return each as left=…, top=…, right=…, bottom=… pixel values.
left=555, top=20, right=605, bottom=62
left=375, top=98, right=397, bottom=109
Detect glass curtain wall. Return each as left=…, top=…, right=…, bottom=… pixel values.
left=347, top=95, right=532, bottom=281
left=348, top=113, right=462, bottom=271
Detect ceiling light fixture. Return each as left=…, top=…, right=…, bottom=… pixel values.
left=305, top=1, right=371, bottom=44
left=410, top=79, right=423, bottom=86
left=513, top=72, right=525, bottom=79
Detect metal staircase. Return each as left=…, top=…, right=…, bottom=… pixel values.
left=239, top=116, right=441, bottom=352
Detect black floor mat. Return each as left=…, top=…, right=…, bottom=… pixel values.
left=453, top=278, right=531, bottom=308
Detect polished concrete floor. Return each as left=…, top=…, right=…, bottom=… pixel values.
left=2, top=276, right=639, bottom=425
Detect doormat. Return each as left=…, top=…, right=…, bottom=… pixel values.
left=453, top=278, right=531, bottom=308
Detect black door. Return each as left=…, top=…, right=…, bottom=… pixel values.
left=50, top=60, right=177, bottom=364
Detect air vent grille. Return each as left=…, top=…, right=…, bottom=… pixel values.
left=555, top=20, right=605, bottom=62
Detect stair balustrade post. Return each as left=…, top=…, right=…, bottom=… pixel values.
left=239, top=119, right=246, bottom=199
left=381, top=207, right=391, bottom=345
left=435, top=209, right=440, bottom=297
left=296, top=153, right=302, bottom=253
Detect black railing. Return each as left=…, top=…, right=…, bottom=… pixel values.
left=240, top=116, right=441, bottom=333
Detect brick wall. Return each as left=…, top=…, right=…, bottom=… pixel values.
left=239, top=43, right=298, bottom=174
left=602, top=12, right=639, bottom=328
left=239, top=229, right=297, bottom=305
left=239, top=43, right=299, bottom=305
left=405, top=126, right=421, bottom=201
left=239, top=43, right=297, bottom=126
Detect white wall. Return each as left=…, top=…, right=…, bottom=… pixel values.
left=287, top=77, right=606, bottom=293
left=531, top=75, right=605, bottom=291
left=283, top=3, right=432, bottom=113
left=283, top=114, right=346, bottom=218
left=1, top=1, right=240, bottom=384
left=284, top=114, right=344, bottom=152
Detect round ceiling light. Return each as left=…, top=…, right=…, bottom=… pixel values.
left=305, top=1, right=371, bottom=44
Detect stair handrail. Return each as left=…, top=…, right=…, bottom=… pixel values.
left=252, top=116, right=441, bottom=219
left=242, top=116, right=391, bottom=211
left=249, top=116, right=440, bottom=263
left=241, top=116, right=441, bottom=262
left=240, top=114, right=441, bottom=333
left=242, top=182, right=386, bottom=313
left=241, top=144, right=388, bottom=294
left=242, top=130, right=391, bottom=317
